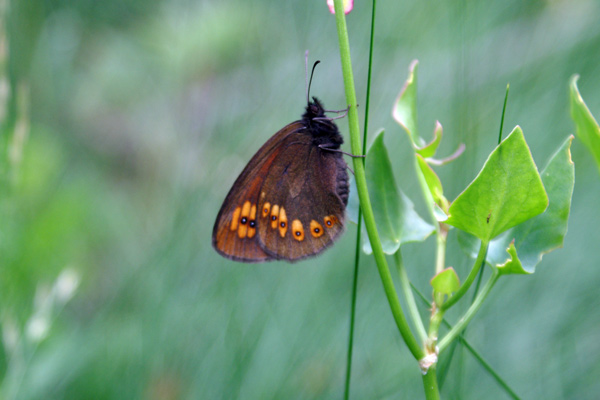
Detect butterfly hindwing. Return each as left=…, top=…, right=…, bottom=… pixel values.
left=256, top=132, right=347, bottom=261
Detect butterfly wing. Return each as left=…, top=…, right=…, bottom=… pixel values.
left=212, top=121, right=306, bottom=262
left=256, top=135, right=348, bottom=261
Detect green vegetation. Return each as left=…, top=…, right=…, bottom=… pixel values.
left=1, top=0, right=600, bottom=398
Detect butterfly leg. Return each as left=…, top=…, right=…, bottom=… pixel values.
left=318, top=144, right=366, bottom=158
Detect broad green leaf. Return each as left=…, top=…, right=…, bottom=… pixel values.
left=416, top=121, right=443, bottom=158
left=392, top=60, right=423, bottom=147
left=570, top=75, right=600, bottom=173
left=446, top=126, right=548, bottom=242
left=456, top=137, right=575, bottom=274
left=489, top=136, right=575, bottom=274
left=431, top=267, right=460, bottom=294
left=416, top=154, right=449, bottom=212
left=362, top=130, right=434, bottom=254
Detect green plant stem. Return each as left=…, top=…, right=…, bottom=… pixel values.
left=333, top=0, right=423, bottom=361
left=438, top=271, right=500, bottom=352
left=498, top=84, right=510, bottom=144
left=344, top=1, right=376, bottom=398
left=412, top=150, right=446, bottom=275
left=458, top=335, right=520, bottom=400
left=394, top=251, right=427, bottom=342
left=412, top=282, right=520, bottom=399
left=422, top=366, right=440, bottom=400
left=434, top=228, right=447, bottom=274
left=413, top=155, right=438, bottom=224
left=441, top=240, right=488, bottom=311
left=345, top=228, right=361, bottom=400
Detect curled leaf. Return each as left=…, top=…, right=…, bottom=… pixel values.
left=392, top=60, right=422, bottom=147
left=570, top=75, right=600, bottom=173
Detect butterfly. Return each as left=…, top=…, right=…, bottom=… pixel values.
left=212, top=59, right=351, bottom=263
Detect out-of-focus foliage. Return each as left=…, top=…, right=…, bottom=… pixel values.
left=570, top=75, right=600, bottom=173
left=1, top=0, right=599, bottom=399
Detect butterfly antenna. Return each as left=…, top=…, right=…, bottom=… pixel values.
left=305, top=51, right=310, bottom=103
left=307, top=60, right=320, bottom=103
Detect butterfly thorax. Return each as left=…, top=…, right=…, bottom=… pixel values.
left=302, top=97, right=344, bottom=148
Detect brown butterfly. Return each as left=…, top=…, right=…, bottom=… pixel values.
left=212, top=59, right=350, bottom=263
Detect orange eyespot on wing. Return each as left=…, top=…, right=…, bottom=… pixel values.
left=230, top=207, right=241, bottom=231
left=213, top=200, right=272, bottom=263
left=324, top=215, right=338, bottom=228
left=270, top=204, right=280, bottom=229
left=262, top=202, right=271, bottom=218
left=247, top=204, right=257, bottom=238
left=237, top=201, right=252, bottom=238
left=278, top=207, right=288, bottom=238
left=292, top=219, right=305, bottom=241
left=310, top=220, right=324, bottom=238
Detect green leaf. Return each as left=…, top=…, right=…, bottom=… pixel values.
left=431, top=267, right=460, bottom=294
left=416, top=121, right=443, bottom=158
left=494, top=241, right=527, bottom=275
left=392, top=60, right=423, bottom=147
left=446, top=126, right=548, bottom=242
left=489, top=136, right=575, bottom=274
left=416, top=153, right=448, bottom=212
left=362, top=130, right=434, bottom=254
left=433, top=203, right=448, bottom=223
left=570, top=75, right=600, bottom=173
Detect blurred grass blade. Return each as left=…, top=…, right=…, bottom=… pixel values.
left=498, top=84, right=510, bottom=144
left=446, top=127, right=548, bottom=242
left=569, top=75, right=600, bottom=174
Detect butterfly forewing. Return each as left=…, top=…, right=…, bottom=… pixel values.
left=212, top=122, right=305, bottom=262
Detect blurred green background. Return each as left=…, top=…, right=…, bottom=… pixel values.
left=1, top=0, right=599, bottom=399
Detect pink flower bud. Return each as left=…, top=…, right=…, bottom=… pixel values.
left=327, top=0, right=353, bottom=15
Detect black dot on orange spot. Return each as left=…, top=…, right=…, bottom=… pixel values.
left=241, top=217, right=248, bottom=224
left=295, top=231, right=301, bottom=236
left=271, top=216, right=277, bottom=221
left=264, top=208, right=268, bottom=214
left=326, top=221, right=332, bottom=226
left=249, top=220, right=256, bottom=227
left=280, top=222, right=286, bottom=228
left=314, top=228, right=320, bottom=233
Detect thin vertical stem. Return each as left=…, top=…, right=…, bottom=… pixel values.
left=333, top=0, right=423, bottom=361
left=394, top=251, right=427, bottom=342
left=344, top=1, right=377, bottom=398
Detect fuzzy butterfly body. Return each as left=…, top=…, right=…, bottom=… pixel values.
left=212, top=97, right=349, bottom=262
